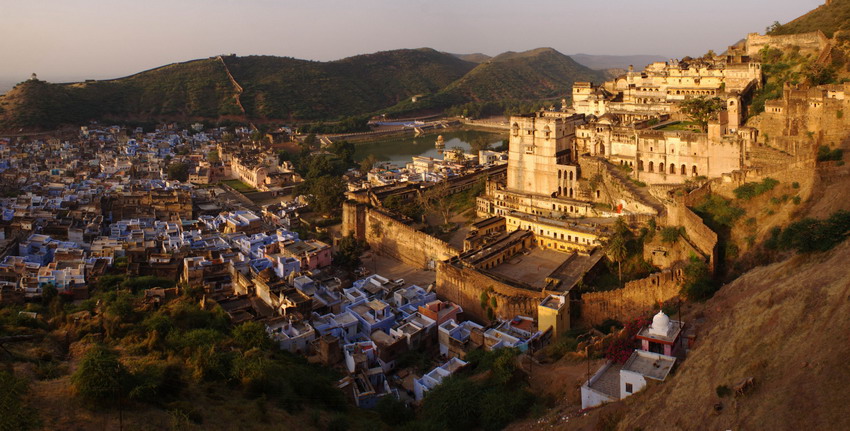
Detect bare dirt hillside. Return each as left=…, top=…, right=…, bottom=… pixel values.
left=612, top=240, right=850, bottom=430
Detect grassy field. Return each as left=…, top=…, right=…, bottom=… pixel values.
left=221, top=179, right=256, bottom=193
left=657, top=121, right=700, bottom=132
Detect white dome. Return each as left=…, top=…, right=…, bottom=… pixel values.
left=649, top=311, right=670, bottom=337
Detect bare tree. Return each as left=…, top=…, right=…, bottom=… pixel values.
left=418, top=181, right=453, bottom=226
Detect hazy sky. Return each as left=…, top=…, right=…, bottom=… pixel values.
left=0, top=0, right=824, bottom=84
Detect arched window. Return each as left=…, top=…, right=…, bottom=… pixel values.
left=681, top=164, right=686, bottom=175
left=569, top=171, right=573, bottom=181
left=638, top=160, right=644, bottom=171
left=692, top=165, right=698, bottom=176
left=596, top=190, right=601, bottom=198
left=558, top=171, right=562, bottom=179
left=659, top=162, right=664, bottom=173
left=670, top=164, right=676, bottom=174
left=569, top=188, right=573, bottom=198
left=648, top=161, right=654, bottom=172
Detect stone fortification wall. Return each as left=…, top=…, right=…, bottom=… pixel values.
left=580, top=267, right=683, bottom=326
left=435, top=260, right=548, bottom=323
left=745, top=31, right=828, bottom=57
left=665, top=187, right=718, bottom=270
left=342, top=201, right=459, bottom=270
left=750, top=81, right=850, bottom=157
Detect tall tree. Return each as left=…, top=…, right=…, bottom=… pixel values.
left=679, top=97, right=725, bottom=132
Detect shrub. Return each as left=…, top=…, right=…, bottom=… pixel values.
left=716, top=385, right=732, bottom=397
left=660, top=226, right=685, bottom=244
left=733, top=178, right=780, bottom=200
left=0, top=370, right=39, bottom=430
left=72, top=344, right=130, bottom=404
left=817, top=145, right=843, bottom=162
left=681, top=256, right=717, bottom=302
left=693, top=195, right=745, bottom=229
left=232, top=321, right=273, bottom=351
left=792, top=182, right=800, bottom=189
left=768, top=210, right=850, bottom=253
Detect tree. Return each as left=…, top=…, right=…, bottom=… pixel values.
left=419, top=181, right=453, bottom=226
left=233, top=321, right=273, bottom=350
left=359, top=154, right=377, bottom=175
left=384, top=194, right=424, bottom=221
left=681, top=255, right=716, bottom=301
left=72, top=344, right=129, bottom=404
left=606, top=235, right=628, bottom=284
left=679, top=97, right=725, bottom=132
left=167, top=162, right=189, bottom=182
left=766, top=21, right=782, bottom=34
left=334, top=234, right=364, bottom=271
left=302, top=176, right=346, bottom=215
left=329, top=140, right=355, bottom=166
left=206, top=150, right=220, bottom=164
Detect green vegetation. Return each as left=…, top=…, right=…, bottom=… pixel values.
left=767, top=0, right=850, bottom=37
left=766, top=210, right=850, bottom=253
left=716, top=385, right=732, bottom=398
left=656, top=121, right=701, bottom=132
left=167, top=162, right=190, bottom=182
left=417, top=348, right=535, bottom=431
left=750, top=43, right=842, bottom=116
left=692, top=195, right=746, bottom=229
left=660, top=226, right=685, bottom=244
left=0, top=370, right=39, bottom=430
left=733, top=178, right=780, bottom=200
left=678, top=97, right=725, bottom=132
left=817, top=145, right=844, bottom=162
left=383, top=194, right=424, bottom=221
left=1, top=47, right=607, bottom=130
left=681, top=255, right=717, bottom=301
left=221, top=179, right=256, bottom=193
left=333, top=235, right=365, bottom=271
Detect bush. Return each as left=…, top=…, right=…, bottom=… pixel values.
left=692, top=195, right=745, bottom=229
left=733, top=178, right=779, bottom=200
left=767, top=210, right=850, bottom=253
left=716, top=385, right=732, bottom=397
left=0, top=370, right=39, bottom=430
left=232, top=321, right=273, bottom=350
left=817, top=145, right=843, bottom=162
left=72, top=344, right=130, bottom=404
left=660, top=226, right=685, bottom=244
left=681, top=256, right=717, bottom=301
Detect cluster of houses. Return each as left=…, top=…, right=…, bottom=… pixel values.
left=355, top=146, right=507, bottom=189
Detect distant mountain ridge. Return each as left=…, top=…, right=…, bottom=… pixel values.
left=449, top=52, right=670, bottom=71
left=569, top=53, right=670, bottom=70
left=0, top=47, right=607, bottom=130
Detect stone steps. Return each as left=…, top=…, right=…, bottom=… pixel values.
left=596, top=158, right=666, bottom=216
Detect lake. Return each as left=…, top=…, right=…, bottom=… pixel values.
left=353, top=129, right=507, bottom=166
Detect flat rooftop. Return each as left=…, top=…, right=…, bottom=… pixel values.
left=589, top=363, right=623, bottom=399
left=622, top=350, right=675, bottom=381
left=488, top=248, right=569, bottom=290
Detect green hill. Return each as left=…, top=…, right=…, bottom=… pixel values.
left=440, top=48, right=605, bottom=102
left=770, top=0, right=850, bottom=37
left=0, top=47, right=605, bottom=130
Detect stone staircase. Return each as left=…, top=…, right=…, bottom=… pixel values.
left=748, top=145, right=795, bottom=168
left=595, top=157, right=666, bottom=216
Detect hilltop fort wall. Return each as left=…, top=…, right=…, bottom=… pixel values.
left=745, top=31, right=829, bottom=57
left=580, top=267, right=683, bottom=326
